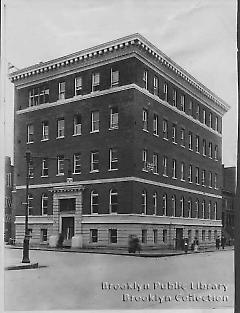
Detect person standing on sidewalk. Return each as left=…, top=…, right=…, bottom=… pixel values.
left=221, top=235, right=226, bottom=249
left=216, top=236, right=220, bottom=250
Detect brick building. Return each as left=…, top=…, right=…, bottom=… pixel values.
left=10, top=34, right=230, bottom=249
left=222, top=166, right=236, bottom=241
left=5, top=156, right=14, bottom=242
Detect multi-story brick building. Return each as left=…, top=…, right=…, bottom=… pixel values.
left=10, top=34, right=230, bottom=249
left=5, top=156, right=14, bottom=242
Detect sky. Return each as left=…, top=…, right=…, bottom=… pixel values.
left=2, top=0, right=238, bottom=166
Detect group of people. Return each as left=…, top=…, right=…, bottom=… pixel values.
left=216, top=235, right=226, bottom=250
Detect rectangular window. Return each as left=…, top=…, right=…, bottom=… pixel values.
left=188, top=132, right=193, bottom=150
left=172, top=124, right=177, bottom=143
left=57, top=118, right=64, bottom=138
left=28, top=160, right=34, bottom=178
left=109, top=148, right=118, bottom=170
left=163, top=156, right=168, bottom=176
left=173, top=89, right=177, bottom=106
left=153, top=114, right=159, bottom=136
left=41, top=229, right=48, bottom=242
left=180, top=128, right=185, bottom=147
left=142, top=109, right=148, bottom=131
left=180, top=95, right=185, bottom=112
left=215, top=117, right=219, bottom=131
left=110, top=107, right=119, bottom=129
left=196, top=135, right=200, bottom=153
left=208, top=230, right=211, bottom=241
left=6, top=173, right=12, bottom=187
left=214, top=174, right=218, bottom=189
left=163, top=83, right=168, bottom=101
left=90, top=229, right=98, bottom=243
left=91, top=111, right=100, bottom=132
left=153, top=229, right=158, bottom=244
left=209, top=142, right=213, bottom=158
left=202, top=170, right=206, bottom=186
left=153, top=153, right=158, bottom=174
left=181, top=162, right=185, bottom=181
left=163, top=119, right=168, bottom=140
left=28, top=196, right=33, bottom=215
left=153, top=76, right=159, bottom=95
left=142, top=149, right=148, bottom=171
left=73, top=153, right=81, bottom=174
left=109, top=229, right=117, bottom=243
left=57, top=155, right=64, bottom=175
left=75, top=76, right=82, bottom=96
left=203, top=109, right=206, bottom=124
left=189, top=101, right=193, bottom=116
left=92, top=73, right=100, bottom=92
left=209, top=172, right=213, bottom=188
left=28, top=87, right=49, bottom=107
left=91, top=151, right=99, bottom=172
left=163, top=229, right=167, bottom=243
left=214, top=145, right=218, bottom=160
left=111, top=69, right=119, bottom=87
left=73, top=114, right=82, bottom=135
left=142, top=229, right=147, bottom=244
left=172, top=159, right=177, bottom=179
left=203, top=139, right=207, bottom=156
left=143, top=70, right=148, bottom=89
left=42, top=121, right=49, bottom=140
left=58, top=82, right=65, bottom=100
left=27, top=124, right=34, bottom=143
left=42, top=159, right=48, bottom=177
left=196, top=167, right=199, bottom=185
left=202, top=230, right=205, bottom=241
left=196, top=104, right=200, bottom=120
left=209, top=112, right=213, bottom=128
left=188, top=164, right=193, bottom=183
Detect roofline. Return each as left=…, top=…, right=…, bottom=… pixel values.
left=9, top=33, right=230, bottom=113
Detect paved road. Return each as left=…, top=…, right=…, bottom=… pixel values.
left=4, top=248, right=234, bottom=311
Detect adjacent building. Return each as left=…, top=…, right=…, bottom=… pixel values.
left=9, top=33, right=230, bottom=249
left=5, top=156, right=14, bottom=242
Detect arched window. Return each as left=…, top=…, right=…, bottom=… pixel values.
left=163, top=194, right=167, bottom=216
left=110, top=189, right=118, bottom=214
left=91, top=190, right=99, bottom=214
left=208, top=201, right=212, bottom=219
left=28, top=193, right=33, bottom=215
left=202, top=200, right=206, bottom=219
left=188, top=198, right=192, bottom=218
left=41, top=193, right=48, bottom=215
left=180, top=197, right=184, bottom=217
left=141, top=190, right=147, bottom=214
left=196, top=199, right=199, bottom=218
left=214, top=202, right=217, bottom=220
left=172, top=195, right=176, bottom=217
left=153, top=192, right=157, bottom=215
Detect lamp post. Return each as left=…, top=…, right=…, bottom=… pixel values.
left=22, top=150, right=31, bottom=263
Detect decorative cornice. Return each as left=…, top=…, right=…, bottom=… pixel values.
left=9, top=33, right=230, bottom=114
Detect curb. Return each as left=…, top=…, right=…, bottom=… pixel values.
left=5, top=262, right=39, bottom=271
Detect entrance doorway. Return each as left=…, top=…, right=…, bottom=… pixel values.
left=61, top=217, right=74, bottom=246
left=175, top=228, right=183, bottom=250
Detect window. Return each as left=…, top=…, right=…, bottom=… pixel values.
left=91, top=151, right=99, bottom=172
left=42, top=121, right=49, bottom=140
left=109, top=148, right=118, bottom=170
left=214, top=203, right=217, bottom=219
left=195, top=167, right=199, bottom=185
left=90, top=229, right=98, bottom=243
left=28, top=193, right=33, bottom=215
left=28, top=159, right=34, bottom=178
left=180, top=197, right=184, bottom=217
left=73, top=153, right=81, bottom=174
left=203, top=139, right=207, bottom=156
left=91, top=111, right=100, bottom=132
left=196, top=135, right=200, bottom=153
left=141, top=190, right=147, bottom=214
left=111, top=69, right=119, bottom=87
left=188, top=164, right=193, bottom=183
left=163, top=194, right=167, bottom=216
left=92, top=72, right=100, bottom=92
left=209, top=172, right=213, bottom=188
left=143, top=70, right=148, bottom=89
left=202, top=170, right=206, bottom=186
left=172, top=195, right=176, bottom=216
left=173, top=89, right=177, bottom=106
left=208, top=201, right=211, bottom=219
left=153, top=192, right=157, bottom=215
left=188, top=198, right=192, bottom=218
left=189, top=101, right=193, bottom=116
left=214, top=174, right=218, bottom=189
left=153, top=153, right=158, bottom=174
left=172, top=124, right=177, bottom=143
left=208, top=230, right=211, bottom=241
left=153, top=76, right=159, bottom=95
left=142, top=109, right=148, bottom=131
left=91, top=191, right=99, bottom=214
left=209, top=142, right=213, bottom=158
left=195, top=229, right=199, bottom=240
left=172, top=159, right=177, bottom=179
left=110, top=107, right=118, bottom=129
left=28, top=86, right=49, bottom=107
left=203, top=109, right=206, bottom=124
left=180, top=95, right=185, bottom=112
left=163, top=119, right=168, bottom=139
left=57, top=155, right=64, bottom=175
left=27, top=124, right=34, bottom=143
left=142, top=229, right=147, bottom=243
left=188, top=132, right=193, bottom=150
left=41, top=229, right=48, bottom=242
left=202, top=230, right=205, bottom=241
left=153, top=229, right=158, bottom=244
left=75, top=76, right=82, bottom=96
left=180, top=128, right=185, bottom=147
left=109, top=189, right=118, bottom=213
left=214, top=145, right=218, bottom=160
left=73, top=114, right=82, bottom=135
left=41, top=193, right=48, bottom=215
left=6, top=173, right=12, bottom=187
left=202, top=200, right=206, bottom=219
left=41, top=159, right=48, bottom=177
left=153, top=114, right=159, bottom=136
left=209, top=112, right=213, bottom=128
left=163, top=156, right=168, bottom=176
left=58, top=82, right=65, bottom=100
left=57, top=119, right=64, bottom=138
left=196, top=199, right=200, bottom=218
left=188, top=230, right=192, bottom=242
left=142, top=149, right=148, bottom=171
left=109, top=229, right=117, bottom=243
left=163, top=229, right=167, bottom=243
left=215, top=117, right=219, bottom=131
left=163, top=83, right=168, bottom=101
left=181, top=162, right=185, bottom=181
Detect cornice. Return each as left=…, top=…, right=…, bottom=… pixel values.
left=9, top=34, right=230, bottom=114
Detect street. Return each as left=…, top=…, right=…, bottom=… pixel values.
left=4, top=248, right=234, bottom=311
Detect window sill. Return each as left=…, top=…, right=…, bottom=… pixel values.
left=110, top=212, right=118, bottom=215
left=56, top=173, right=64, bottom=176
left=142, top=129, right=149, bottom=133
left=173, top=142, right=177, bottom=145
left=172, top=177, right=177, bottom=180
left=153, top=172, right=159, bottom=175
left=56, top=136, right=64, bottom=139
left=180, top=145, right=185, bottom=148
left=73, top=172, right=81, bottom=175
left=163, top=174, right=168, bottom=178
left=153, top=133, right=159, bottom=137
left=108, top=169, right=118, bottom=172
left=163, top=137, right=168, bottom=141
left=90, top=170, right=99, bottom=173
left=109, top=127, right=119, bottom=131
left=41, top=176, right=49, bottom=178
left=90, top=131, right=99, bottom=134
left=73, top=133, right=81, bottom=137
left=180, top=179, right=185, bottom=182
left=27, top=141, right=34, bottom=144
left=142, top=169, right=148, bottom=172
left=41, top=139, right=49, bottom=142
left=196, top=151, right=200, bottom=154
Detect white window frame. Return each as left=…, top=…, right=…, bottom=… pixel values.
left=208, top=201, right=211, bottom=219
left=109, top=189, right=118, bottom=214
left=172, top=159, right=177, bottom=179
left=202, top=200, right=206, bottom=219
left=57, top=119, right=65, bottom=138
left=42, top=121, right=49, bottom=141
left=203, top=109, right=206, bottom=124
left=58, top=82, right=65, bottom=100
left=109, top=148, right=118, bottom=171
left=110, top=107, right=119, bottom=129
left=73, top=153, right=81, bottom=174
left=209, top=142, right=213, bottom=158
left=172, top=124, right=177, bottom=143
left=180, top=95, right=185, bottom=112
left=214, top=202, right=217, bottom=220
left=202, top=170, right=206, bottom=186
left=172, top=195, right=176, bottom=217
left=163, top=194, right=167, bottom=216
left=41, top=193, right=48, bottom=215
left=28, top=160, right=34, bottom=179
left=214, top=145, right=218, bottom=160
left=142, top=109, right=148, bottom=131
left=143, top=70, right=148, bottom=89
left=196, top=104, right=200, bottom=120
left=203, top=139, right=207, bottom=156
left=57, top=155, right=64, bottom=175
left=214, top=174, right=217, bottom=189
left=181, top=162, right=185, bottom=181
left=188, top=164, right=193, bottom=183
left=91, top=190, right=99, bottom=214
left=196, top=167, right=199, bottom=185
left=153, top=153, right=158, bottom=174
left=163, top=82, right=168, bottom=101
left=75, top=76, right=82, bottom=96
left=180, top=197, right=184, bottom=217
left=188, top=132, right=193, bottom=150
left=215, top=116, right=219, bottom=131
left=27, top=124, right=34, bottom=143
left=180, top=128, right=185, bottom=147
left=163, top=156, right=168, bottom=177
left=209, top=172, right=213, bottom=188
left=188, top=198, right=192, bottom=218
left=153, top=192, right=157, bottom=215
left=173, top=89, right=177, bottom=106
left=196, top=135, right=200, bottom=153
left=142, top=149, right=148, bottom=171
left=90, top=151, right=99, bottom=172
left=73, top=114, right=82, bottom=136
left=189, top=100, right=193, bottom=116
left=153, top=114, right=159, bottom=136
left=41, top=159, right=48, bottom=177
left=91, top=111, right=100, bottom=133
left=163, top=119, right=168, bottom=140
left=196, top=200, right=199, bottom=218
left=209, top=112, right=213, bottom=128
left=92, top=72, right=100, bottom=92
left=141, top=190, right=147, bottom=214
left=153, top=76, right=158, bottom=95
left=111, top=69, right=119, bottom=87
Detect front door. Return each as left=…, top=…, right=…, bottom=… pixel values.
left=61, top=217, right=74, bottom=246
left=175, top=228, right=183, bottom=250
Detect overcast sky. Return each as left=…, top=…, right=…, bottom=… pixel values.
left=3, top=0, right=237, bottom=166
